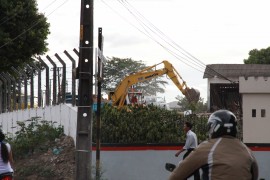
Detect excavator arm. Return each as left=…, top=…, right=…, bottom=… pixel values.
left=110, top=60, right=200, bottom=108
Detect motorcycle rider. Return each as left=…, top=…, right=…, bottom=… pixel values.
left=168, top=109, right=258, bottom=180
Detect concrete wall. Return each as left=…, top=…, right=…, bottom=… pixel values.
left=239, top=77, right=270, bottom=143
left=239, top=76, right=270, bottom=93
left=241, top=94, right=270, bottom=143
left=0, top=105, right=269, bottom=179
left=0, top=104, right=77, bottom=142
left=91, top=149, right=270, bottom=180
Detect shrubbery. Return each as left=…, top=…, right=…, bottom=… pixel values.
left=7, top=117, right=64, bottom=159
left=92, top=104, right=209, bottom=144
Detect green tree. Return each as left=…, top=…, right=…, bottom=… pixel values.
left=102, top=57, right=168, bottom=95
left=244, top=47, right=270, bottom=64
left=0, top=0, right=50, bottom=72
left=176, top=95, right=207, bottom=113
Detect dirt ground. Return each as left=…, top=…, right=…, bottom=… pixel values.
left=13, top=135, right=75, bottom=180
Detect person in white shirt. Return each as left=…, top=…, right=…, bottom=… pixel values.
left=174, top=122, right=200, bottom=180
left=0, top=129, right=14, bottom=179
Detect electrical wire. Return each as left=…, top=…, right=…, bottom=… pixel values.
left=117, top=0, right=205, bottom=71
left=121, top=0, right=235, bottom=82
left=1, top=0, right=236, bottom=83
left=102, top=0, right=235, bottom=83
left=121, top=0, right=206, bottom=69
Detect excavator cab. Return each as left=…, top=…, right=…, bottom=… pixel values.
left=108, top=91, right=143, bottom=107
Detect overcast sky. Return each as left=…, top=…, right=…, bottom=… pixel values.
left=37, top=0, right=270, bottom=103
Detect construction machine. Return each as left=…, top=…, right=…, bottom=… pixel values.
left=108, top=60, right=200, bottom=108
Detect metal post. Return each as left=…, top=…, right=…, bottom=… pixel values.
left=0, top=75, right=7, bottom=112
left=1, top=73, right=11, bottom=112
left=57, top=67, right=61, bottom=103
left=46, top=56, right=57, bottom=105
left=30, top=62, right=42, bottom=107
left=2, top=73, right=17, bottom=111
left=7, top=73, right=17, bottom=111
left=73, top=48, right=79, bottom=56
left=55, top=53, right=66, bottom=104
left=26, top=65, right=34, bottom=108
left=76, top=0, right=94, bottom=179
left=17, top=67, right=28, bottom=109
left=11, top=67, right=22, bottom=110
left=64, top=50, right=77, bottom=106
left=38, top=57, right=50, bottom=106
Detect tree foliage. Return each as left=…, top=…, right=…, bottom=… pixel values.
left=176, top=95, right=207, bottom=113
left=0, top=0, right=50, bottom=72
left=102, top=57, right=168, bottom=95
left=244, top=47, right=270, bottom=64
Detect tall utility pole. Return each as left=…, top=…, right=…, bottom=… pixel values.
left=76, top=0, right=94, bottom=179
left=96, top=27, right=103, bottom=179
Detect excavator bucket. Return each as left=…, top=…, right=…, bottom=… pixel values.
left=185, top=88, right=200, bottom=103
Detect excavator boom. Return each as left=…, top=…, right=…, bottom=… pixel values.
left=109, top=60, right=200, bottom=108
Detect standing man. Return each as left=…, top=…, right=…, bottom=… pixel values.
left=175, top=122, right=200, bottom=180
left=169, top=110, right=258, bottom=180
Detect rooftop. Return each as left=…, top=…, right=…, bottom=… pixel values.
left=203, top=64, right=270, bottom=79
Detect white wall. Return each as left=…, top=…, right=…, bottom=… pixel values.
left=91, top=149, right=269, bottom=180
left=241, top=94, right=270, bottom=143
left=239, top=76, right=270, bottom=93
left=239, top=77, right=270, bottom=143
left=0, top=104, right=77, bottom=142
left=0, top=104, right=269, bottom=179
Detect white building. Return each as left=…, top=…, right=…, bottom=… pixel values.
left=204, top=64, right=270, bottom=143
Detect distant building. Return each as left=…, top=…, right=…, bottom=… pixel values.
left=204, top=64, right=270, bottom=143
left=167, top=101, right=181, bottom=111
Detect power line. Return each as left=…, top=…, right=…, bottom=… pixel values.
left=121, top=0, right=206, bottom=69
left=112, top=0, right=235, bottom=82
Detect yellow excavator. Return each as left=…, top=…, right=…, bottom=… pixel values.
left=108, top=60, right=200, bottom=108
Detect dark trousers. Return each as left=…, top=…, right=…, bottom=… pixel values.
left=183, top=149, right=200, bottom=180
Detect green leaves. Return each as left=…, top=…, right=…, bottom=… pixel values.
left=93, top=105, right=208, bottom=144
left=0, top=0, right=49, bottom=72
left=8, top=117, right=64, bottom=159
left=244, top=47, right=270, bottom=64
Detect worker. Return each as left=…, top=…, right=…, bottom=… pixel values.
left=131, top=95, right=138, bottom=105
left=174, top=122, right=200, bottom=180
left=168, top=109, right=258, bottom=180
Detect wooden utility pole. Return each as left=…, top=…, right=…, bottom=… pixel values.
left=76, top=0, right=94, bottom=179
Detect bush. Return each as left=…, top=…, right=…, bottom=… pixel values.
left=92, top=104, right=208, bottom=144
left=7, top=117, right=64, bottom=159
